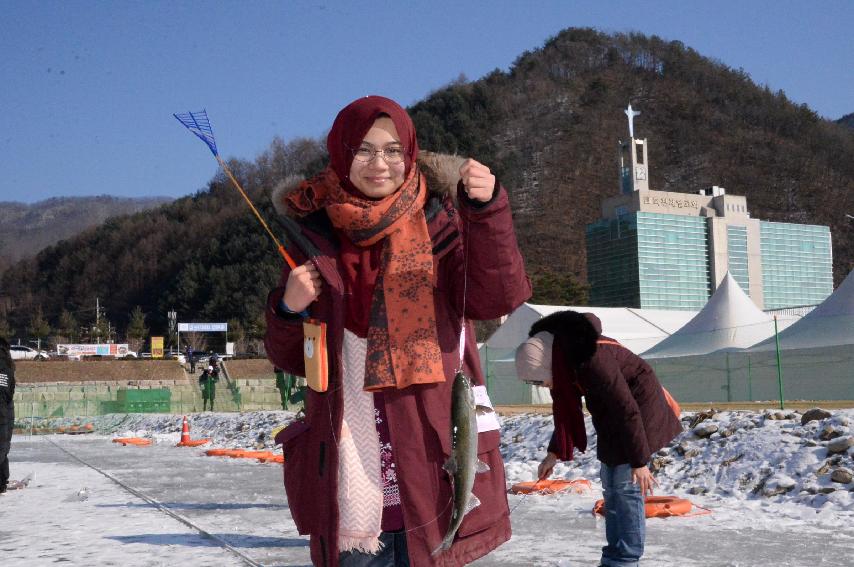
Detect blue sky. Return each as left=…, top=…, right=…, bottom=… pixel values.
left=2, top=1, right=852, bottom=204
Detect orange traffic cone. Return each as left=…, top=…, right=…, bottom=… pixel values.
left=176, top=416, right=210, bottom=447
left=178, top=416, right=191, bottom=444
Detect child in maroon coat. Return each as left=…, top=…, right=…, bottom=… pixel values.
left=517, top=311, right=682, bottom=567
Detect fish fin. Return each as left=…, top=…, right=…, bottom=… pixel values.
left=476, top=459, right=490, bottom=473
left=442, top=456, right=458, bottom=475
left=475, top=404, right=493, bottom=416
left=464, top=493, right=481, bottom=515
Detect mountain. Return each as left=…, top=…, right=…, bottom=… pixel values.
left=837, top=113, right=854, bottom=129
left=408, top=29, right=854, bottom=287
left=0, top=195, right=172, bottom=272
left=0, top=137, right=325, bottom=339
left=1, top=28, right=853, bottom=341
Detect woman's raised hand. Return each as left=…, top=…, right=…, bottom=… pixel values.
left=459, top=158, right=495, bottom=203
left=283, top=261, right=322, bottom=312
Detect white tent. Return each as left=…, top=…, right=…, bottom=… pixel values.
left=747, top=269, right=854, bottom=352
left=485, top=303, right=697, bottom=354
left=649, top=270, right=853, bottom=403
left=642, top=272, right=775, bottom=359
left=481, top=303, right=697, bottom=405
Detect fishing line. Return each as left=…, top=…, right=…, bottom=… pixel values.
left=409, top=183, right=475, bottom=538
left=404, top=495, right=454, bottom=534
left=456, top=189, right=472, bottom=375
left=46, top=438, right=265, bottom=567
left=509, top=491, right=535, bottom=515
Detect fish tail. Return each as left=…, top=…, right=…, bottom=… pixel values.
left=430, top=535, right=454, bottom=557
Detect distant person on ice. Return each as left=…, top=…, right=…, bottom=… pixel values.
left=0, top=337, right=16, bottom=494
left=185, top=345, right=196, bottom=374
left=515, top=310, right=682, bottom=567
left=199, top=365, right=218, bottom=412
left=265, top=95, right=531, bottom=566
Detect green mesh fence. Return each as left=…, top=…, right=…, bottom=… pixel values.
left=481, top=314, right=854, bottom=406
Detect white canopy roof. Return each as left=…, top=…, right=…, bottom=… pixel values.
left=485, top=303, right=696, bottom=355
left=642, top=272, right=774, bottom=359
left=748, top=269, right=854, bottom=351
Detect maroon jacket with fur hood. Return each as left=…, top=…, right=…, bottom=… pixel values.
left=265, top=153, right=531, bottom=567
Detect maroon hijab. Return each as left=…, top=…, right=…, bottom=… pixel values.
left=326, top=95, right=419, bottom=191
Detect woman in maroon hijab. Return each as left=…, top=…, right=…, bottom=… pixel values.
left=266, top=95, right=531, bottom=566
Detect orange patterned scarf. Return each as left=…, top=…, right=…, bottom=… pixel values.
left=285, top=165, right=445, bottom=390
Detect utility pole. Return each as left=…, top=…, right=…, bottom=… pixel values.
left=94, top=297, right=100, bottom=343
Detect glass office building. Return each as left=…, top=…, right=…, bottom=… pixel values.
left=587, top=213, right=711, bottom=310
left=760, top=221, right=833, bottom=308
left=586, top=215, right=641, bottom=308
left=587, top=122, right=833, bottom=311
left=587, top=213, right=833, bottom=310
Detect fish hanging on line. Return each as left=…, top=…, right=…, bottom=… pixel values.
left=432, top=371, right=491, bottom=556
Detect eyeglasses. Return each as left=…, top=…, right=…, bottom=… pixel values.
left=351, top=144, right=406, bottom=164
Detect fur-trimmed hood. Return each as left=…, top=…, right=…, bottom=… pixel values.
left=271, top=151, right=466, bottom=218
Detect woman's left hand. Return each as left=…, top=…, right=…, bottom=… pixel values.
left=459, top=158, right=495, bottom=202
left=632, top=465, right=658, bottom=497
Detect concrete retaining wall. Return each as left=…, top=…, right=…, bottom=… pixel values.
left=13, top=359, right=295, bottom=417
left=14, top=377, right=289, bottom=417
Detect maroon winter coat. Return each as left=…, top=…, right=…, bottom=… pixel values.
left=578, top=335, right=683, bottom=468
left=265, top=155, right=531, bottom=567
left=541, top=312, right=682, bottom=468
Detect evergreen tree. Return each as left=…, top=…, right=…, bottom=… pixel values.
left=0, top=315, right=13, bottom=340
left=92, top=314, right=112, bottom=345
left=529, top=270, right=589, bottom=306
left=227, top=317, right=245, bottom=352
left=57, top=309, right=78, bottom=343
left=27, top=306, right=52, bottom=350
left=126, top=306, right=149, bottom=351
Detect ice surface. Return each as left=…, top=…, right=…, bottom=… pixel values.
left=4, top=409, right=853, bottom=566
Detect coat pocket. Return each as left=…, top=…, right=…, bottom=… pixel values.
left=458, top=429, right=508, bottom=538
left=279, top=420, right=316, bottom=535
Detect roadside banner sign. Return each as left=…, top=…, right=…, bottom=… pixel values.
left=151, top=336, right=164, bottom=359
left=57, top=344, right=131, bottom=358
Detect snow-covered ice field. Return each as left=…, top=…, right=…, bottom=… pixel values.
left=2, top=409, right=853, bottom=566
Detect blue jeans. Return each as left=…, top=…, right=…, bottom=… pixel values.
left=338, top=531, right=410, bottom=567
left=600, top=463, right=645, bottom=567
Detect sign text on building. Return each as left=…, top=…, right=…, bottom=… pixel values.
left=177, top=323, right=228, bottom=332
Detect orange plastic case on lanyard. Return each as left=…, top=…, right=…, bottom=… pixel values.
left=661, top=386, right=681, bottom=419
left=303, top=319, right=328, bottom=392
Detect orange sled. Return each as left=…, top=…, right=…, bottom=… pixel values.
left=205, top=448, right=245, bottom=458
left=593, top=496, right=706, bottom=518
left=250, top=451, right=284, bottom=463
left=510, top=478, right=592, bottom=494
left=232, top=450, right=284, bottom=463
left=112, top=437, right=152, bottom=446
left=177, top=439, right=210, bottom=447
left=204, top=448, right=283, bottom=463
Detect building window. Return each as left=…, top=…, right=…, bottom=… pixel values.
left=727, top=225, right=750, bottom=294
